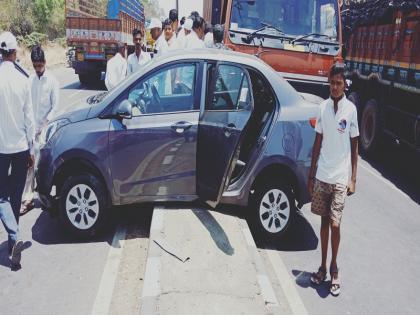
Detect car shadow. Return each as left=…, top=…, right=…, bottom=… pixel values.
left=291, top=269, right=330, bottom=298
left=360, top=146, right=420, bottom=205
left=255, top=210, right=319, bottom=252
left=30, top=205, right=153, bottom=247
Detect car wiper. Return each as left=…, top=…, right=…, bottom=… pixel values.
left=243, top=22, right=285, bottom=44
left=291, top=33, right=336, bottom=45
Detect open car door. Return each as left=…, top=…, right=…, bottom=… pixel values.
left=197, top=62, right=254, bottom=207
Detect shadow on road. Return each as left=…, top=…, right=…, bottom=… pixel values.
left=360, top=146, right=420, bottom=205
left=256, top=211, right=318, bottom=252
left=192, top=208, right=235, bottom=256
left=292, top=269, right=330, bottom=298
left=30, top=205, right=153, bottom=247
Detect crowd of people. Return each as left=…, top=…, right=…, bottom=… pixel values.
left=105, top=9, right=228, bottom=91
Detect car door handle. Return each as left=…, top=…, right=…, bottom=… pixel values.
left=171, top=121, right=192, bottom=134
left=223, top=123, right=236, bottom=137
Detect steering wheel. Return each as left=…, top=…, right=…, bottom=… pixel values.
left=150, top=84, right=162, bottom=112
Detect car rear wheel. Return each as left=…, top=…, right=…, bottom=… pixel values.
left=59, top=173, right=108, bottom=238
left=249, top=179, right=295, bottom=242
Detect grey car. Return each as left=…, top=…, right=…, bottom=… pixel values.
left=36, top=50, right=318, bottom=241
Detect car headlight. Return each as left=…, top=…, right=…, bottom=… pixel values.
left=39, top=119, right=71, bottom=146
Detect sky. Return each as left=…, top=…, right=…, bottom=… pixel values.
left=156, top=0, right=203, bottom=19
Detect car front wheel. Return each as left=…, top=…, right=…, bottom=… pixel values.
left=59, top=173, right=108, bottom=238
left=250, top=180, right=295, bottom=242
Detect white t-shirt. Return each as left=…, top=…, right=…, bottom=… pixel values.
left=185, top=31, right=205, bottom=49
left=105, top=53, right=127, bottom=91
left=156, top=34, right=180, bottom=56
left=127, top=51, right=151, bottom=75
left=315, top=95, right=359, bottom=185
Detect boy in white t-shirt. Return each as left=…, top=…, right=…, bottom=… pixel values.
left=308, top=63, right=359, bottom=296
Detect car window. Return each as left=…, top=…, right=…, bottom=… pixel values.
left=207, top=64, right=252, bottom=111
left=128, top=63, right=196, bottom=115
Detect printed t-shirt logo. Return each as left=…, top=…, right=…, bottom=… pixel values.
left=338, top=119, right=347, bottom=133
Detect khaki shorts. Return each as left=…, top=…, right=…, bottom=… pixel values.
left=311, top=179, right=347, bottom=224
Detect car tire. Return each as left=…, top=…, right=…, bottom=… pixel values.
left=59, top=173, right=108, bottom=238
left=249, top=179, right=296, bottom=242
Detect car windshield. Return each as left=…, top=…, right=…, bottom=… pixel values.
left=230, top=0, right=338, bottom=40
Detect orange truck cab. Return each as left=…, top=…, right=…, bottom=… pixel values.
left=203, top=0, right=343, bottom=98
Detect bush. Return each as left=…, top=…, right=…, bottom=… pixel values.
left=17, top=32, right=48, bottom=49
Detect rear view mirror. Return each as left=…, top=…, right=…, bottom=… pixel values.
left=116, top=100, right=133, bottom=120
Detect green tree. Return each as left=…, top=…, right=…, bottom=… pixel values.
left=33, top=0, right=65, bottom=39
left=143, top=0, right=165, bottom=19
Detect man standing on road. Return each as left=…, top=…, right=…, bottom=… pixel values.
left=147, top=18, right=163, bottom=57
left=105, top=43, right=127, bottom=91
left=169, top=9, right=179, bottom=35
left=127, top=29, right=151, bottom=75
left=213, top=24, right=230, bottom=50
left=0, top=31, right=33, bottom=268
left=308, top=63, right=359, bottom=296
left=185, top=15, right=205, bottom=49
left=156, top=19, right=180, bottom=56
left=21, top=46, right=59, bottom=215
left=177, top=18, right=193, bottom=49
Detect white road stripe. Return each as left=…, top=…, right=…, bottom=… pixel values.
left=359, top=161, right=410, bottom=200
left=266, top=250, right=308, bottom=315
left=90, top=224, right=127, bottom=315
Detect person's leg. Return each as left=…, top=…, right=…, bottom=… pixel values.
left=329, top=183, right=347, bottom=295
left=9, top=150, right=29, bottom=223
left=321, top=215, right=330, bottom=269
left=0, top=153, right=19, bottom=252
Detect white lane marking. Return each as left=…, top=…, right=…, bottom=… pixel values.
left=266, top=250, right=308, bottom=315
left=90, top=224, right=127, bottom=315
left=141, top=257, right=161, bottom=298
left=150, top=207, right=164, bottom=231
left=257, top=274, right=279, bottom=306
left=242, top=228, right=256, bottom=248
left=162, top=155, right=174, bottom=165
left=169, top=147, right=178, bottom=152
left=359, top=161, right=410, bottom=200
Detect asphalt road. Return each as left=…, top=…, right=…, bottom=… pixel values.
left=0, top=65, right=419, bottom=315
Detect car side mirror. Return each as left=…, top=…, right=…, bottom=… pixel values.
left=116, top=100, right=133, bottom=120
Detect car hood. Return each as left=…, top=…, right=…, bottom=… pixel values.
left=53, top=100, right=93, bottom=123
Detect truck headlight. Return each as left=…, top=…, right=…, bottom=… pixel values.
left=39, top=119, right=70, bottom=146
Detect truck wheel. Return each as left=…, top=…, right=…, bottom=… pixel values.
left=348, top=92, right=361, bottom=115
left=59, top=173, right=109, bottom=238
left=249, top=179, right=295, bottom=242
left=360, top=99, right=382, bottom=153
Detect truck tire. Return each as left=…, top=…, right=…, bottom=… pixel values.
left=59, top=173, right=109, bottom=238
left=347, top=92, right=361, bottom=115
left=248, top=179, right=295, bottom=242
left=360, top=99, right=382, bottom=153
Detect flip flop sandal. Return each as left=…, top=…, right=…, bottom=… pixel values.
left=330, top=267, right=341, bottom=296
left=311, top=266, right=327, bottom=285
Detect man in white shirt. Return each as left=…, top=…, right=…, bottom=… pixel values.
left=21, top=46, right=60, bottom=214
left=147, top=18, right=163, bottom=57
left=185, top=15, right=205, bottom=49
left=0, top=32, right=32, bottom=267
left=169, top=9, right=179, bottom=35
left=177, top=18, right=192, bottom=49
left=156, top=18, right=180, bottom=56
left=308, top=63, right=359, bottom=297
left=127, top=29, right=151, bottom=75
left=105, top=43, right=127, bottom=91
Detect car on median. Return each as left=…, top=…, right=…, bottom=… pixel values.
left=36, top=49, right=318, bottom=241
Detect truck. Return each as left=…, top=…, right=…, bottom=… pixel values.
left=66, top=0, right=145, bottom=84
left=203, top=0, right=344, bottom=99
left=343, top=0, right=420, bottom=153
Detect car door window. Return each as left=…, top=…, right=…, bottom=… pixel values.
left=207, top=64, right=252, bottom=111
left=128, top=64, right=196, bottom=115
